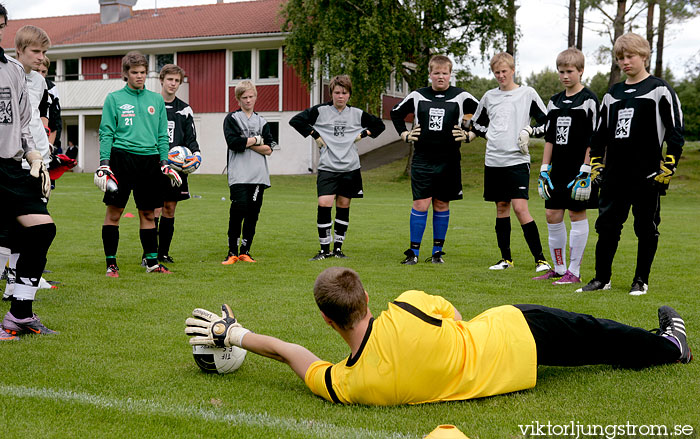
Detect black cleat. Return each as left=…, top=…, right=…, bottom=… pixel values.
left=158, top=254, right=175, bottom=263
left=658, top=306, right=692, bottom=363
left=401, top=249, right=418, bottom=265
left=575, top=278, right=611, bottom=293
left=309, top=251, right=332, bottom=261
left=425, top=251, right=445, bottom=264
left=333, top=249, right=349, bottom=259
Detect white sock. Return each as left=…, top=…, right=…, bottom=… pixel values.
left=8, top=252, right=19, bottom=271
left=547, top=221, right=567, bottom=275
left=568, top=219, right=589, bottom=277
left=0, top=246, right=10, bottom=275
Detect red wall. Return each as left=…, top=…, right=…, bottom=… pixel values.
left=82, top=56, right=122, bottom=80
left=282, top=62, right=309, bottom=111
left=178, top=50, right=226, bottom=113
left=382, top=95, right=412, bottom=121
left=228, top=85, right=278, bottom=112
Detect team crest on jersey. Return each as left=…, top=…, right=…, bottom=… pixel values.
left=167, top=121, right=175, bottom=143
left=556, top=116, right=572, bottom=144
left=334, top=120, right=347, bottom=137
left=615, top=108, right=634, bottom=139
left=429, top=108, right=445, bottom=131
left=0, top=88, right=12, bottom=124
left=148, top=105, right=156, bottom=115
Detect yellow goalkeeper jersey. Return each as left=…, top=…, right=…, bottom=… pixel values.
left=304, top=290, right=537, bottom=405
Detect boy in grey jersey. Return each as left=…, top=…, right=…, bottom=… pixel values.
left=222, top=81, right=275, bottom=264
left=1, top=12, right=57, bottom=340
left=290, top=75, right=384, bottom=260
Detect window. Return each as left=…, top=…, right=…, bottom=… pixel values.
left=394, top=77, right=403, bottom=93
left=258, top=49, right=279, bottom=79
left=156, top=54, right=174, bottom=73
left=232, top=51, right=252, bottom=80
left=64, top=59, right=79, bottom=81
left=47, top=61, right=57, bottom=81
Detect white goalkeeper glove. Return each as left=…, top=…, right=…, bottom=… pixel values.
left=400, top=125, right=421, bottom=143
left=25, top=150, right=51, bottom=198
left=94, top=163, right=118, bottom=193
left=185, top=304, right=251, bottom=348
left=160, top=161, right=182, bottom=187
left=310, top=131, right=327, bottom=149
left=252, top=135, right=263, bottom=146
left=567, top=164, right=592, bottom=201
left=181, top=151, right=201, bottom=174
left=451, top=125, right=475, bottom=143
left=518, top=126, right=533, bottom=154
left=354, top=129, right=369, bottom=143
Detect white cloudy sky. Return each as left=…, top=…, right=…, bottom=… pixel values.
left=5, top=0, right=700, bottom=81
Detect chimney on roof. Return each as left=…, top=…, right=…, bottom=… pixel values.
left=99, top=0, right=138, bottom=24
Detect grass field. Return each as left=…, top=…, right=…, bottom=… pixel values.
left=1, top=139, right=699, bottom=438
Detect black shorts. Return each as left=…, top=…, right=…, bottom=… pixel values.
left=229, top=183, right=266, bottom=207
left=162, top=172, right=190, bottom=202
left=544, top=183, right=598, bottom=211
left=317, top=169, right=363, bottom=198
left=411, top=159, right=462, bottom=201
left=0, top=158, right=50, bottom=219
left=103, top=148, right=163, bottom=210
left=483, top=163, right=530, bottom=202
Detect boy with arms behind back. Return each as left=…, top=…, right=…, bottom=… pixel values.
left=533, top=48, right=598, bottom=285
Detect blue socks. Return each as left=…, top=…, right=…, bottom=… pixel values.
left=432, top=210, right=449, bottom=254
left=409, top=209, right=428, bottom=256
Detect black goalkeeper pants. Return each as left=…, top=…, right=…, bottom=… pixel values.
left=515, top=304, right=679, bottom=368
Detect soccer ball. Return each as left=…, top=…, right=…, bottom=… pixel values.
left=167, top=146, right=191, bottom=171
left=192, top=345, right=247, bottom=374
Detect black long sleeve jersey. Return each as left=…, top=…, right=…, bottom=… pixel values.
left=591, top=75, right=683, bottom=183
left=165, top=97, right=200, bottom=153
left=390, top=86, right=479, bottom=162
left=544, top=87, right=599, bottom=186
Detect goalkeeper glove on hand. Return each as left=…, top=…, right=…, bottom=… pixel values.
left=26, top=150, right=51, bottom=198
left=537, top=164, right=554, bottom=200
left=567, top=164, right=592, bottom=201
left=167, top=149, right=185, bottom=171
left=400, top=125, right=421, bottom=143
left=452, top=125, right=475, bottom=143
left=94, top=164, right=118, bottom=193
left=160, top=161, right=183, bottom=187
left=518, top=126, right=533, bottom=154
left=354, top=129, right=369, bottom=143
left=648, top=154, right=677, bottom=192
left=185, top=304, right=251, bottom=348
left=182, top=151, right=201, bottom=174
left=590, top=156, right=604, bottom=186
left=253, top=135, right=263, bottom=146
left=309, top=131, right=326, bottom=149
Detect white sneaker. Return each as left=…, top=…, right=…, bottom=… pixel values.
left=38, top=277, right=52, bottom=289
left=535, top=260, right=552, bottom=273
left=629, top=277, right=648, bottom=296
left=489, top=259, right=513, bottom=270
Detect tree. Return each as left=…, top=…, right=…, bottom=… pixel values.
left=525, top=68, right=564, bottom=102
left=569, top=0, right=577, bottom=47
left=281, top=0, right=513, bottom=114
left=651, top=0, right=700, bottom=78
left=587, top=71, right=611, bottom=100
left=455, top=70, right=498, bottom=99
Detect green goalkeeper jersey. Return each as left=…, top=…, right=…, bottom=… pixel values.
left=99, top=85, right=169, bottom=161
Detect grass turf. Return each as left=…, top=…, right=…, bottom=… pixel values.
left=1, top=139, right=698, bottom=438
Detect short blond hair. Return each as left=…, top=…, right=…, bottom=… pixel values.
left=490, top=52, right=515, bottom=71
left=614, top=32, right=650, bottom=66
left=235, top=80, right=257, bottom=101
left=15, top=25, right=51, bottom=53
left=429, top=55, right=453, bottom=73
left=556, top=48, right=585, bottom=71
left=41, top=55, right=51, bottom=69
left=159, top=64, right=185, bottom=82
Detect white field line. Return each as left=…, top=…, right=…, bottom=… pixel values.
left=0, top=384, right=417, bottom=439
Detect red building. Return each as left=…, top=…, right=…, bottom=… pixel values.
left=3, top=0, right=406, bottom=174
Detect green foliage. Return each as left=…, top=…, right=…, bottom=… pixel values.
left=525, top=67, right=564, bottom=102
left=454, top=69, right=498, bottom=99
left=586, top=71, right=610, bottom=101
left=281, top=0, right=513, bottom=113
left=676, top=76, right=700, bottom=141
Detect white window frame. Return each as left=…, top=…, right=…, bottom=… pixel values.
left=228, top=48, right=281, bottom=86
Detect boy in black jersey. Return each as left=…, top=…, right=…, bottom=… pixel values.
left=390, top=55, right=479, bottom=264
left=533, top=48, right=598, bottom=285
left=151, top=64, right=201, bottom=264
left=577, top=33, right=684, bottom=295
